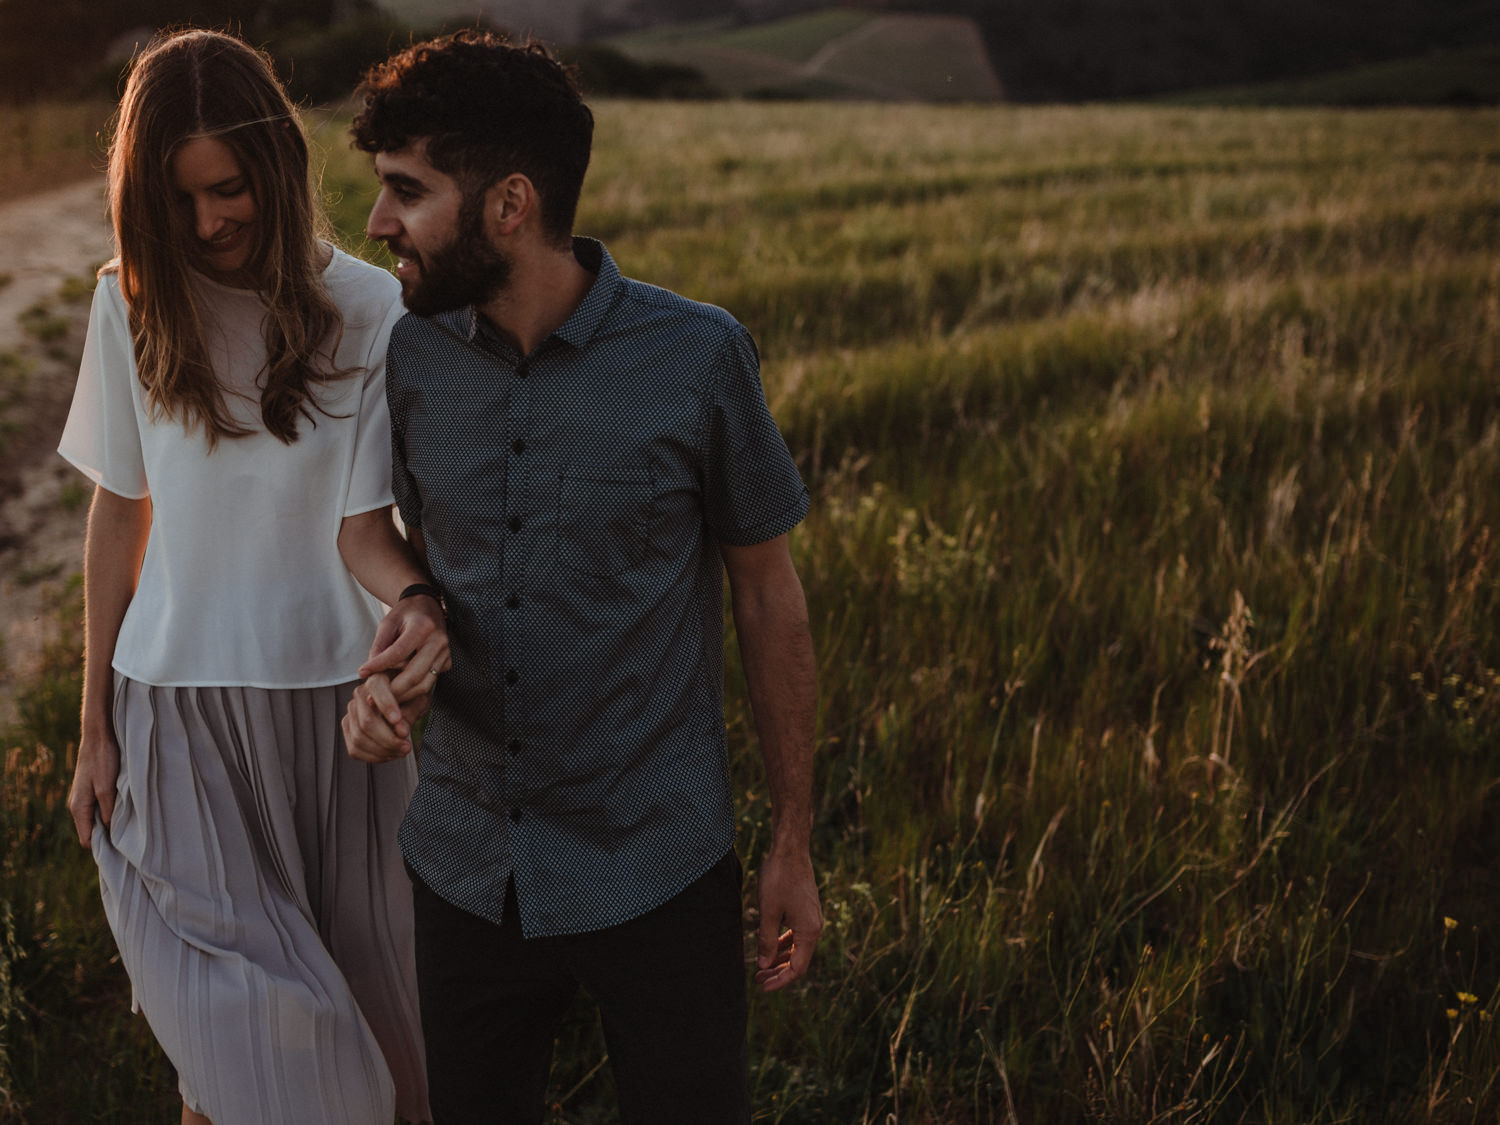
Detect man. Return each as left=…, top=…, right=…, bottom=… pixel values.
left=340, top=31, right=821, bottom=1124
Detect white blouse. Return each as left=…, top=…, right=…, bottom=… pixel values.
left=59, top=247, right=406, bottom=688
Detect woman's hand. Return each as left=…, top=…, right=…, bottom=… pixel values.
left=68, top=731, right=120, bottom=848
left=343, top=672, right=434, bottom=763
left=344, top=594, right=451, bottom=764
left=74, top=487, right=150, bottom=849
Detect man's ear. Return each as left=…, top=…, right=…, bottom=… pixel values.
left=488, top=173, right=536, bottom=237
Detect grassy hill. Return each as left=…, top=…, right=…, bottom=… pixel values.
left=605, top=8, right=1002, bottom=100
left=8, top=98, right=1500, bottom=1121
left=376, top=0, right=489, bottom=25
left=1168, top=43, right=1500, bottom=106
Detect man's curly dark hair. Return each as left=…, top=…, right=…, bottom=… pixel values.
left=351, top=30, right=594, bottom=245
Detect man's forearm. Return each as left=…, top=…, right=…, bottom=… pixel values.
left=731, top=564, right=817, bottom=846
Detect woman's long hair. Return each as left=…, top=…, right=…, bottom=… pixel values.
left=107, top=29, right=346, bottom=447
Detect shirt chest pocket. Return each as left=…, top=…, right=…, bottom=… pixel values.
left=556, top=467, right=654, bottom=576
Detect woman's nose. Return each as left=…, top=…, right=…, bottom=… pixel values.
left=195, top=197, right=221, bottom=242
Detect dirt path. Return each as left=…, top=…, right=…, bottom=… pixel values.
left=0, top=178, right=113, bottom=731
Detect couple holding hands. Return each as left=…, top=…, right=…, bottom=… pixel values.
left=62, top=27, right=818, bottom=1125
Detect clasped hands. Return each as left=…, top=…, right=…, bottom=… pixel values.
left=342, top=595, right=451, bottom=762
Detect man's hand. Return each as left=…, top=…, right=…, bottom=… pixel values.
left=754, top=843, right=823, bottom=991
left=358, top=594, right=450, bottom=695
left=722, top=534, right=821, bottom=992
left=68, top=730, right=120, bottom=848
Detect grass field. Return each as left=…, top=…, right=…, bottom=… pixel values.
left=6, top=100, right=1500, bottom=1121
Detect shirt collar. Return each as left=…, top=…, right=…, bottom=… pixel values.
left=441, top=236, right=621, bottom=353
left=553, top=237, right=619, bottom=350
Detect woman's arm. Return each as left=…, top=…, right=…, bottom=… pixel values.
left=68, top=487, right=151, bottom=847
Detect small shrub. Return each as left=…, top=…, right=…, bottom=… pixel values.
left=19, top=303, right=68, bottom=343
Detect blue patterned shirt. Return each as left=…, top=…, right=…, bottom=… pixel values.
left=388, top=239, right=809, bottom=937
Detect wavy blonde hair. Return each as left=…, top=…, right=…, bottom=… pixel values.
left=107, top=29, right=347, bottom=447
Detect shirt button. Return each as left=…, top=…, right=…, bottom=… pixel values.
left=506, top=594, right=520, bottom=610
left=505, top=668, right=518, bottom=685
left=508, top=515, right=522, bottom=533
left=509, top=807, right=522, bottom=823
left=508, top=739, right=521, bottom=756
left=511, top=438, right=526, bottom=454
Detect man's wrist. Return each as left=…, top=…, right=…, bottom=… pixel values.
left=398, top=582, right=445, bottom=613
left=766, top=822, right=814, bottom=856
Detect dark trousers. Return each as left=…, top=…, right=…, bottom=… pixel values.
left=410, top=851, right=751, bottom=1125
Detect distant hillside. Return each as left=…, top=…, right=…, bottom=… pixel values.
left=379, top=0, right=1497, bottom=105
left=1165, top=43, right=1500, bottom=107
left=886, top=0, right=1497, bottom=102
left=378, top=0, right=747, bottom=44
left=605, top=9, right=1002, bottom=101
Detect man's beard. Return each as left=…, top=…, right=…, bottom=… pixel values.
left=398, top=193, right=512, bottom=317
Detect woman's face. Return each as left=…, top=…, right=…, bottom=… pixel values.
left=170, top=135, right=259, bottom=286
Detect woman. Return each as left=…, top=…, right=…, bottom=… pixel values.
left=60, top=29, right=439, bottom=1125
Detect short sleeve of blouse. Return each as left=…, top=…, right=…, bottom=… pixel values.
left=343, top=294, right=404, bottom=517
left=58, top=276, right=149, bottom=499
left=702, top=325, right=809, bottom=545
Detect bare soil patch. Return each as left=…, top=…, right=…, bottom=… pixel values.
left=0, top=178, right=113, bottom=729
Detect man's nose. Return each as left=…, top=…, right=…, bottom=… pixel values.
left=367, top=192, right=397, bottom=240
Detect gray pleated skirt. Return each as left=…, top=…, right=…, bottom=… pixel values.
left=93, top=674, right=431, bottom=1124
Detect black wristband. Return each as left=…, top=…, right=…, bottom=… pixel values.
left=399, top=582, right=444, bottom=610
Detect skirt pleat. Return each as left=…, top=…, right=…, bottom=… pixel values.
left=94, top=674, right=430, bottom=1124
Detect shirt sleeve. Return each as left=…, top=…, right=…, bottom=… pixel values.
left=386, top=332, right=423, bottom=531
left=702, top=325, right=809, bottom=545
left=57, top=276, right=149, bottom=499
left=343, top=293, right=403, bottom=517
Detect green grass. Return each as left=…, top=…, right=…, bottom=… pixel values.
left=0, top=349, right=34, bottom=462
left=6, top=101, right=1500, bottom=1122
left=18, top=303, right=69, bottom=344
left=55, top=273, right=98, bottom=304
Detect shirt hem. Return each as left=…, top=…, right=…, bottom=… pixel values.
left=342, top=494, right=397, bottom=519
left=56, top=448, right=150, bottom=500
left=110, top=663, right=366, bottom=691
left=400, top=821, right=737, bottom=939
left=710, top=488, right=810, bottom=548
